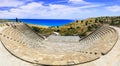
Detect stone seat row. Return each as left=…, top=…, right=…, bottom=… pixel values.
left=79, top=26, right=117, bottom=48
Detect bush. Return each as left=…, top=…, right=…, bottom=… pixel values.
left=32, top=26, right=40, bottom=33
left=88, top=26, right=93, bottom=31
left=80, top=32, right=86, bottom=36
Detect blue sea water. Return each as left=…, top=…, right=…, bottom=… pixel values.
left=9, top=19, right=74, bottom=26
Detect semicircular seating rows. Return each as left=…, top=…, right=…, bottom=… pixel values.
left=0, top=22, right=118, bottom=66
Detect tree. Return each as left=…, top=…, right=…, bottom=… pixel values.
left=56, top=26, right=59, bottom=28
left=16, top=18, right=19, bottom=22
left=85, top=21, right=88, bottom=25
left=80, top=32, right=86, bottom=36
left=76, top=20, right=79, bottom=23
left=56, top=29, right=60, bottom=32
left=77, top=26, right=80, bottom=29
left=81, top=20, right=83, bottom=23
left=110, top=20, right=114, bottom=25
left=88, top=26, right=93, bottom=31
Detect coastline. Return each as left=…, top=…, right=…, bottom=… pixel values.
left=8, top=19, right=74, bottom=26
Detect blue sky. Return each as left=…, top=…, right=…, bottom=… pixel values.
left=0, top=0, right=120, bottom=19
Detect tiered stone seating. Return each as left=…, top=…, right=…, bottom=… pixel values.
left=46, top=35, right=80, bottom=42
left=0, top=22, right=118, bottom=65
left=16, top=23, right=44, bottom=42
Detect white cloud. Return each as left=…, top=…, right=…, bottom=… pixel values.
left=68, top=0, right=91, bottom=4
left=78, top=4, right=103, bottom=9
left=0, top=1, right=102, bottom=19
left=106, top=5, right=120, bottom=12
left=0, top=0, right=25, bottom=7
left=19, top=2, right=43, bottom=9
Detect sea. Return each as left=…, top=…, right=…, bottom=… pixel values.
left=9, top=19, right=74, bottom=26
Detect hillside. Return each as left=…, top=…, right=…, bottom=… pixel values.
left=29, top=24, right=48, bottom=29
left=31, top=16, right=120, bottom=36
left=0, top=19, right=13, bottom=23
left=1, top=16, right=120, bottom=36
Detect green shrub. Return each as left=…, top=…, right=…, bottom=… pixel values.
left=32, top=26, right=40, bottom=33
